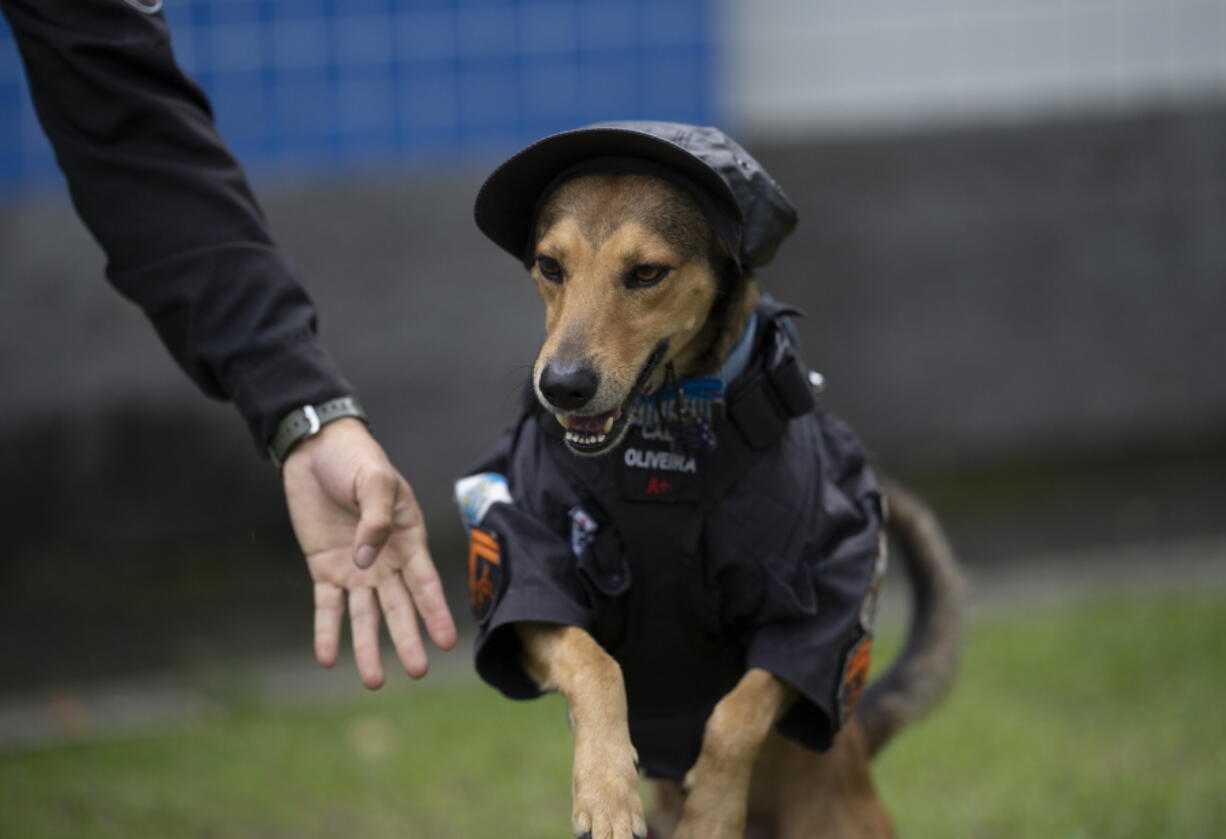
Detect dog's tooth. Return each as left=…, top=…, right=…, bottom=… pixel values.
left=602, top=416, right=615, bottom=433
left=557, top=414, right=571, bottom=430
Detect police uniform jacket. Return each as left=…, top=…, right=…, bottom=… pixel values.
left=457, top=302, right=885, bottom=781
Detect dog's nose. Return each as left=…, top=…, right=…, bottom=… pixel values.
left=539, top=362, right=600, bottom=411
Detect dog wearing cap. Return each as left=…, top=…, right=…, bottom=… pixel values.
left=456, top=122, right=965, bottom=839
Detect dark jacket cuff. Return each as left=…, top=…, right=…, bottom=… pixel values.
left=746, top=621, right=845, bottom=753
left=229, top=337, right=354, bottom=455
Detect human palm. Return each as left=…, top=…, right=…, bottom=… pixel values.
left=283, top=418, right=456, bottom=688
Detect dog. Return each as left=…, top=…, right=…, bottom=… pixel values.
left=456, top=122, right=964, bottom=839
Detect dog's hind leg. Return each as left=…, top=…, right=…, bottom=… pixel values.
left=671, top=668, right=792, bottom=839
left=645, top=780, right=685, bottom=838
left=753, top=722, right=894, bottom=839
left=518, top=622, right=647, bottom=839
left=649, top=779, right=777, bottom=839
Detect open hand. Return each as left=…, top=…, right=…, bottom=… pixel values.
left=282, top=418, right=457, bottom=688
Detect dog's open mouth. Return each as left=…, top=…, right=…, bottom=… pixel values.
left=554, top=342, right=667, bottom=456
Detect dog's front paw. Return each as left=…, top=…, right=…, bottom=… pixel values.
left=571, top=735, right=646, bottom=839
left=671, top=762, right=750, bottom=839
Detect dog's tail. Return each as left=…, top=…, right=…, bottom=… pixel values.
left=859, top=477, right=967, bottom=757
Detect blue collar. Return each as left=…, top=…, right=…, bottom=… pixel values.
left=636, top=311, right=757, bottom=408
left=628, top=312, right=759, bottom=449
left=718, top=311, right=758, bottom=386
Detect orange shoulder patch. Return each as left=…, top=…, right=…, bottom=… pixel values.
left=838, top=636, right=873, bottom=726
left=467, top=527, right=503, bottom=622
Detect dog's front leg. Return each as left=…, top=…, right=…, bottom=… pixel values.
left=673, top=668, right=792, bottom=839
left=518, top=622, right=646, bottom=839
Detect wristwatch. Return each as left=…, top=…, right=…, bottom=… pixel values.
left=268, top=396, right=368, bottom=467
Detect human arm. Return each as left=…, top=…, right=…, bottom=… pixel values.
left=1, top=0, right=343, bottom=448
left=2, top=0, right=457, bottom=682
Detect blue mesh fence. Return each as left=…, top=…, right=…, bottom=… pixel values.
left=0, top=0, right=718, bottom=193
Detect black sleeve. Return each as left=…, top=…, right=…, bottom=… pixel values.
left=456, top=417, right=593, bottom=700
left=745, top=532, right=877, bottom=753
left=745, top=413, right=885, bottom=752
left=471, top=500, right=594, bottom=700
left=2, top=0, right=352, bottom=452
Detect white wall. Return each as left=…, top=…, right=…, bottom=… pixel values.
left=724, top=0, right=1226, bottom=135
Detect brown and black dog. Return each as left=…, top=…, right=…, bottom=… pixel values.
left=467, top=130, right=964, bottom=839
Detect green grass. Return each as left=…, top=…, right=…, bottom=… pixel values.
left=875, top=591, right=1226, bottom=838
left=3, top=590, right=1224, bottom=838
left=0, top=686, right=575, bottom=839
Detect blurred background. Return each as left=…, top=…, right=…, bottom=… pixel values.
left=2, top=1, right=1224, bottom=835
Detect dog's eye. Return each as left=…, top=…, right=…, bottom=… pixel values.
left=536, top=255, right=563, bottom=283
left=628, top=264, right=669, bottom=288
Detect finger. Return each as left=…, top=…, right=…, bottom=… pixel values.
left=397, top=511, right=458, bottom=651
left=349, top=587, right=385, bottom=689
left=377, top=574, right=429, bottom=678
left=314, top=582, right=344, bottom=668
left=353, top=467, right=398, bottom=569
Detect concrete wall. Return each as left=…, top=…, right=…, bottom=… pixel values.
left=756, top=104, right=1226, bottom=462
left=726, top=0, right=1226, bottom=135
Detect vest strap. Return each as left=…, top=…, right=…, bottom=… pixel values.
left=726, top=304, right=817, bottom=450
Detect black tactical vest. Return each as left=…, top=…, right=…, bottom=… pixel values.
left=457, top=301, right=884, bottom=781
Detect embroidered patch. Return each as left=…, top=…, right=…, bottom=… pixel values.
left=617, top=462, right=702, bottom=503
left=454, top=472, right=511, bottom=528
left=569, top=506, right=598, bottom=558
left=467, top=526, right=503, bottom=623
left=616, top=430, right=702, bottom=503
left=837, top=635, right=873, bottom=726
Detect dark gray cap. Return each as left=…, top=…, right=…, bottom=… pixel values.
left=473, top=121, right=798, bottom=271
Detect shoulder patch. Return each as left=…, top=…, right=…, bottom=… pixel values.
left=569, top=506, right=599, bottom=557
left=467, top=526, right=504, bottom=623
left=455, top=472, right=511, bottom=528
left=837, top=635, right=873, bottom=727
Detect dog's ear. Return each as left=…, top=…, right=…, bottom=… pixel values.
left=679, top=253, right=756, bottom=376
left=710, top=250, right=747, bottom=305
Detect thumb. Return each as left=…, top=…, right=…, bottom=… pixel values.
left=353, top=467, right=398, bottom=569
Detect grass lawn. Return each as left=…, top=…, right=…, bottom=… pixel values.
left=2, top=589, right=1224, bottom=838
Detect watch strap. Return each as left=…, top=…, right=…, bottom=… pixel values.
left=268, top=396, right=367, bottom=467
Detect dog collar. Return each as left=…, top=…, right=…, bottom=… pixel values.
left=627, top=313, right=759, bottom=453
left=719, top=311, right=759, bottom=385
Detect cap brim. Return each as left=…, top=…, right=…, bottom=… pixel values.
left=474, top=127, right=745, bottom=264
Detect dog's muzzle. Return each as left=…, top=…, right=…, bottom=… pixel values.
left=550, top=342, right=667, bottom=456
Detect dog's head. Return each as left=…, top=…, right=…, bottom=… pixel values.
left=475, top=122, right=798, bottom=456
left=528, top=172, right=737, bottom=454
